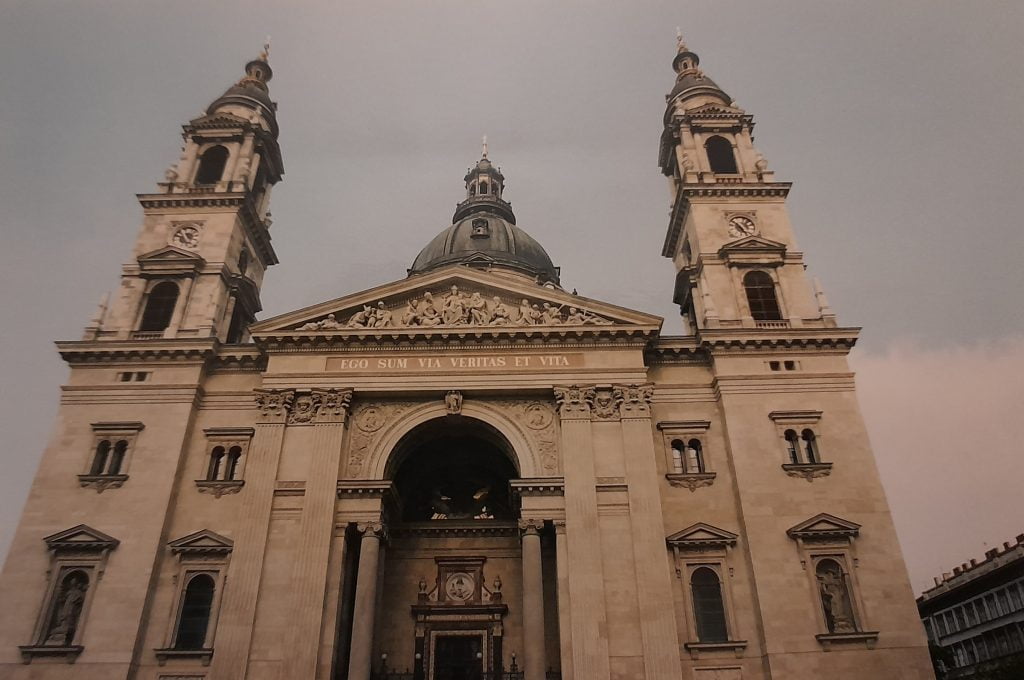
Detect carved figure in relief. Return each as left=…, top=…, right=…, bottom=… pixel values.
left=401, top=298, right=421, bottom=326
left=490, top=297, right=512, bottom=325
left=444, top=390, right=463, bottom=415
left=373, top=301, right=392, bottom=328
left=347, top=305, right=374, bottom=328
left=541, top=302, right=564, bottom=325
left=565, top=307, right=585, bottom=325
left=442, top=285, right=467, bottom=325
left=818, top=563, right=856, bottom=633
left=419, top=293, right=442, bottom=326
left=319, top=313, right=341, bottom=330
left=467, top=292, right=489, bottom=325
left=44, top=573, right=87, bottom=646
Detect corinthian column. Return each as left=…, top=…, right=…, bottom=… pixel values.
left=347, top=522, right=385, bottom=680
left=553, top=386, right=611, bottom=680
left=614, top=383, right=683, bottom=679
left=209, top=389, right=294, bottom=680
left=283, top=389, right=353, bottom=679
left=520, top=519, right=546, bottom=680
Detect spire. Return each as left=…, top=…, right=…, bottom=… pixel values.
left=456, top=144, right=514, bottom=224
left=482, top=135, right=489, bottom=160
left=204, top=45, right=279, bottom=137
left=676, top=26, right=688, bottom=53
left=666, top=29, right=730, bottom=108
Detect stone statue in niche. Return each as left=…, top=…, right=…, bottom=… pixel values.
left=44, top=573, right=88, bottom=646
left=817, top=561, right=856, bottom=633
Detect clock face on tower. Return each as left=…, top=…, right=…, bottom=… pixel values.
left=171, top=224, right=201, bottom=249
left=727, top=215, right=757, bottom=237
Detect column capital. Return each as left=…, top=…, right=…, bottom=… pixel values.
left=518, top=518, right=544, bottom=536
left=613, top=383, right=654, bottom=419
left=553, top=385, right=596, bottom=420
left=254, top=388, right=295, bottom=424
left=552, top=519, right=567, bottom=535
left=355, top=521, right=387, bottom=540
left=312, top=388, right=353, bottom=424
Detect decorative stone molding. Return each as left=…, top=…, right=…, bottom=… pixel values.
left=665, top=472, right=717, bottom=491
left=518, top=518, right=544, bottom=536
left=18, top=644, right=84, bottom=664
left=683, top=640, right=748, bottom=659
left=154, top=647, right=214, bottom=666
left=44, top=525, right=120, bottom=557
left=77, top=474, right=129, bottom=493
left=254, top=388, right=294, bottom=423
left=355, top=521, right=387, bottom=540
left=591, top=388, right=622, bottom=420
left=553, top=385, right=595, bottom=419
left=667, top=523, right=739, bottom=552
left=815, top=631, right=879, bottom=650
left=510, top=478, right=565, bottom=498
left=614, top=383, right=654, bottom=418
left=312, top=388, right=353, bottom=424
left=194, top=479, right=245, bottom=497
left=444, top=390, right=463, bottom=415
left=167, top=529, right=234, bottom=558
left=787, top=514, right=861, bottom=544
left=782, top=462, right=833, bottom=482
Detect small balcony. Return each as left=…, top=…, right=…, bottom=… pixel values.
left=754, top=320, right=790, bottom=329
left=130, top=331, right=165, bottom=340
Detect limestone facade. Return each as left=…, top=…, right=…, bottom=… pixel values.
left=0, top=37, right=934, bottom=680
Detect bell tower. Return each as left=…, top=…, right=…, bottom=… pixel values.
left=87, top=45, right=284, bottom=344
left=659, top=31, right=835, bottom=334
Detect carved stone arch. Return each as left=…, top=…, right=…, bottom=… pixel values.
left=365, top=401, right=543, bottom=480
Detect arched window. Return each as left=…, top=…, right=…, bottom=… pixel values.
left=784, top=430, right=800, bottom=464
left=90, top=440, right=111, bottom=476
left=801, top=429, right=819, bottom=464
left=670, top=439, right=685, bottom=474
left=469, top=183, right=476, bottom=196
left=108, top=440, right=128, bottom=475
left=816, top=559, right=857, bottom=633
left=743, top=271, right=782, bottom=321
left=226, top=304, right=249, bottom=344
left=225, top=446, right=242, bottom=481
left=685, top=439, right=705, bottom=473
left=194, top=146, right=229, bottom=185
left=139, top=282, right=179, bottom=332
left=690, top=567, right=728, bottom=642
left=43, top=570, right=89, bottom=646
left=479, top=180, right=488, bottom=195
left=705, top=135, right=738, bottom=174
left=207, top=446, right=225, bottom=481
left=238, top=249, right=250, bottom=276
left=174, top=574, right=215, bottom=649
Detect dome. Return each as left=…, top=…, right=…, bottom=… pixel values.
left=410, top=213, right=560, bottom=284
left=668, top=72, right=729, bottom=104
left=206, top=57, right=279, bottom=137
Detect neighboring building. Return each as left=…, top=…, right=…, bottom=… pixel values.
left=918, top=536, right=1024, bottom=678
left=0, top=35, right=934, bottom=680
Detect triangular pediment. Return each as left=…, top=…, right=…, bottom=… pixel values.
left=138, top=245, right=205, bottom=263
left=43, top=524, right=120, bottom=553
left=251, top=265, right=662, bottom=340
left=719, top=235, right=786, bottom=253
left=168, top=529, right=234, bottom=556
left=666, top=522, right=738, bottom=549
left=787, top=513, right=861, bottom=540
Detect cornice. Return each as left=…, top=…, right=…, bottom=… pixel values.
left=645, top=337, right=709, bottom=365
left=697, top=327, right=860, bottom=353
left=253, top=327, right=658, bottom=352
left=56, top=338, right=217, bottom=364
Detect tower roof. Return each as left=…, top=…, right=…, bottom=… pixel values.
left=666, top=30, right=730, bottom=107
left=207, top=43, right=280, bottom=137
left=410, top=147, right=560, bottom=285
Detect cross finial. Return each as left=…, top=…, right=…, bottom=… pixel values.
left=676, top=26, right=688, bottom=52
left=260, top=36, right=271, bottom=61
left=482, top=135, right=488, bottom=159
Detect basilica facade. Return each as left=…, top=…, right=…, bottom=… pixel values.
left=0, top=36, right=934, bottom=680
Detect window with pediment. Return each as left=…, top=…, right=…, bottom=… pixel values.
left=19, top=525, right=119, bottom=663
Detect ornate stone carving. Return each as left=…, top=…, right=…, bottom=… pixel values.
left=346, top=402, right=414, bottom=477
left=492, top=399, right=559, bottom=474
left=518, top=518, right=544, bottom=535
left=444, top=390, right=463, bottom=415
left=782, top=463, right=833, bottom=482
left=291, top=286, right=611, bottom=331
left=194, top=479, right=245, bottom=498
left=665, top=472, right=717, bottom=492
left=592, top=388, right=622, bottom=420
left=355, top=521, right=387, bottom=540
left=523, top=402, right=553, bottom=430
left=288, top=392, right=321, bottom=424
left=553, top=386, right=595, bottom=419
left=614, top=383, right=654, bottom=418
left=314, top=388, right=353, bottom=423
left=254, top=389, right=294, bottom=422
left=77, top=474, right=128, bottom=493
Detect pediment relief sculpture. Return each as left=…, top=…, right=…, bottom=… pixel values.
left=293, top=284, right=612, bottom=332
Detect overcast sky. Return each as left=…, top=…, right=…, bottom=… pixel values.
left=1, top=1, right=1021, bottom=594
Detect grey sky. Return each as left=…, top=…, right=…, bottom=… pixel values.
left=1, top=1, right=1022, bottom=593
